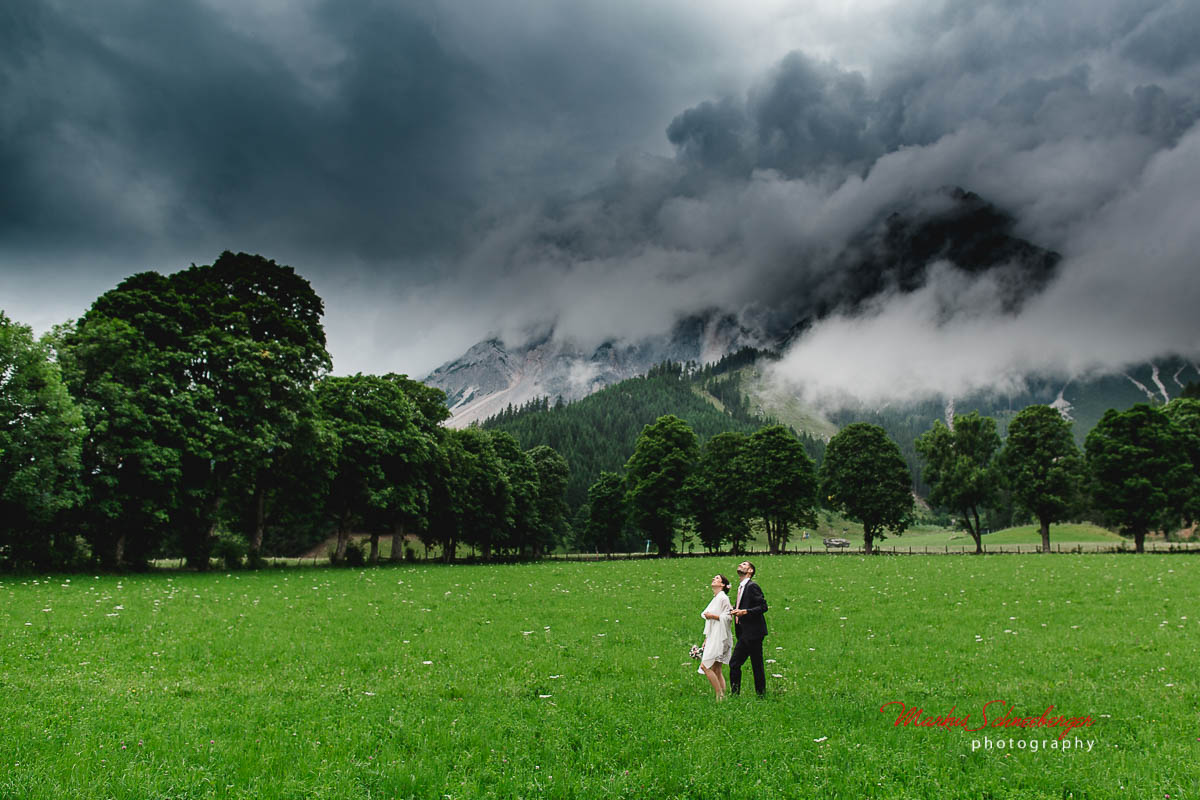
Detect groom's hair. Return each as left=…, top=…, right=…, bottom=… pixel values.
left=744, top=562, right=756, bottom=577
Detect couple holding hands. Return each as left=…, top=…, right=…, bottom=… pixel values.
left=697, top=560, right=768, bottom=700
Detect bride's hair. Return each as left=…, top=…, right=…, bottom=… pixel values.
left=716, top=574, right=730, bottom=594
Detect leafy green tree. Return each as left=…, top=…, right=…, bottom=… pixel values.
left=314, top=374, right=423, bottom=563
left=59, top=278, right=186, bottom=568
left=743, top=425, right=818, bottom=554
left=1162, top=397, right=1200, bottom=528
left=1085, top=404, right=1192, bottom=552
left=915, top=412, right=1001, bottom=554
left=489, top=430, right=539, bottom=558
left=229, top=414, right=336, bottom=562
left=625, top=415, right=698, bottom=555
left=169, top=252, right=331, bottom=567
left=683, top=469, right=722, bottom=553
left=820, top=423, right=913, bottom=554
left=377, top=375, right=448, bottom=563
left=442, top=427, right=512, bottom=561
left=529, top=445, right=570, bottom=556
left=0, top=313, right=86, bottom=569
left=62, top=253, right=331, bottom=568
left=999, top=405, right=1083, bottom=553
left=686, top=432, right=753, bottom=553
left=584, top=471, right=627, bottom=554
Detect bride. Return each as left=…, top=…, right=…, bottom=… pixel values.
left=698, top=574, right=733, bottom=699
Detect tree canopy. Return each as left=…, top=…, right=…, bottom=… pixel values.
left=1000, top=404, right=1082, bottom=553
left=625, top=415, right=699, bottom=555
left=820, top=423, right=913, bottom=554
left=0, top=313, right=85, bottom=569
left=742, top=425, right=818, bottom=554
left=1085, top=404, right=1191, bottom=552
left=915, top=411, right=1001, bottom=554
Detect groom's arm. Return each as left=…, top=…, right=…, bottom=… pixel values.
left=740, top=583, right=768, bottom=617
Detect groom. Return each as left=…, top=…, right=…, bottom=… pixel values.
left=729, top=560, right=768, bottom=696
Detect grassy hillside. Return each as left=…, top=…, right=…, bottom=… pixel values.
left=740, top=362, right=839, bottom=441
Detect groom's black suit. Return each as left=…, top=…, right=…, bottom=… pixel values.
left=730, top=579, right=768, bottom=696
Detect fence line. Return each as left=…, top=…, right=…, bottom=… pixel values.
left=152, top=540, right=1199, bottom=570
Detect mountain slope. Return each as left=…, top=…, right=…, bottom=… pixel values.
left=426, top=186, right=1062, bottom=424
left=482, top=352, right=1199, bottom=518
left=480, top=358, right=825, bottom=513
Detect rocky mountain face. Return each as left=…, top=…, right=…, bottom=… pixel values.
left=426, top=187, right=1064, bottom=427
left=424, top=313, right=760, bottom=426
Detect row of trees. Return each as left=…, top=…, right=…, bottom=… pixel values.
left=917, top=401, right=1199, bottom=553
left=0, top=253, right=570, bottom=570
left=583, top=395, right=1199, bottom=556
left=579, top=416, right=914, bottom=556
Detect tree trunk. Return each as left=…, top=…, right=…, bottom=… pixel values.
left=863, top=531, right=874, bottom=555
left=335, top=514, right=350, bottom=561
left=185, top=463, right=225, bottom=570
left=186, top=517, right=219, bottom=570
left=112, top=532, right=126, bottom=570
left=1039, top=516, right=1051, bottom=553
left=390, top=523, right=405, bottom=563
left=368, top=531, right=380, bottom=564
left=249, top=486, right=266, bottom=560
left=1134, top=531, right=1145, bottom=553
left=442, top=536, right=456, bottom=563
left=968, top=507, right=983, bottom=554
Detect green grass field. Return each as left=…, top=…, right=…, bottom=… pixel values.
left=2, top=555, right=1197, bottom=799
left=778, top=522, right=1198, bottom=554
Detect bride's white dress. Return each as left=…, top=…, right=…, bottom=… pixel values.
left=698, top=592, right=733, bottom=672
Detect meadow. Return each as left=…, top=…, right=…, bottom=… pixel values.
left=1, top=554, right=1197, bottom=799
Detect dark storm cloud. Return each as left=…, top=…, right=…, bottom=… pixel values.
left=667, top=52, right=882, bottom=178
left=440, top=0, right=1200, bottom=399
left=0, top=0, right=714, bottom=264
left=0, top=0, right=496, bottom=259
left=3, top=0, right=1199, bottom=387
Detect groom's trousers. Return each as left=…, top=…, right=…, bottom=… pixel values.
left=729, top=635, right=766, bottom=696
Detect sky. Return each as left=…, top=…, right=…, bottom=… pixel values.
left=2, top=0, right=1199, bottom=402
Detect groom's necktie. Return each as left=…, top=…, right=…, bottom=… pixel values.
left=736, top=582, right=744, bottom=611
